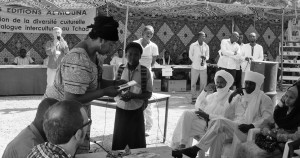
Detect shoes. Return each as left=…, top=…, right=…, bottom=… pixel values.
left=171, top=146, right=200, bottom=158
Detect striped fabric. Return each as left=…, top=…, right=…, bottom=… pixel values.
left=27, top=142, right=71, bottom=158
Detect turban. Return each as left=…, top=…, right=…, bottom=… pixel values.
left=87, top=15, right=119, bottom=41
left=214, top=70, right=234, bottom=91
left=244, top=71, right=265, bottom=91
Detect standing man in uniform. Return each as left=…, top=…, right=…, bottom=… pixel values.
left=134, top=25, right=159, bottom=135
left=189, top=31, right=209, bottom=103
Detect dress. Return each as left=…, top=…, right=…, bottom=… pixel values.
left=112, top=64, right=153, bottom=150
left=44, top=48, right=101, bottom=153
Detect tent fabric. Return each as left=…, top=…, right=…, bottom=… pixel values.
left=0, top=0, right=299, bottom=12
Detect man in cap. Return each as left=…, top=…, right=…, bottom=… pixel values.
left=217, top=32, right=241, bottom=89
left=27, top=100, right=91, bottom=158
left=189, top=31, right=210, bottom=103
left=2, top=98, right=58, bottom=158
left=171, top=70, right=234, bottom=157
left=173, top=71, right=273, bottom=158
left=240, top=32, right=264, bottom=82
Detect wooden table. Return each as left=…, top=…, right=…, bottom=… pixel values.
left=76, top=146, right=184, bottom=158
left=91, top=93, right=171, bottom=143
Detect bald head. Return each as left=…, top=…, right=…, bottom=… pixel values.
left=43, top=100, right=85, bottom=144
left=230, top=32, right=239, bottom=43
left=249, top=32, right=257, bottom=43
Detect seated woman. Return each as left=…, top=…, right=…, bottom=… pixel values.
left=237, top=81, right=300, bottom=158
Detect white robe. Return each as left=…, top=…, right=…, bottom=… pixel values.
left=171, top=90, right=232, bottom=150
left=196, top=91, right=273, bottom=158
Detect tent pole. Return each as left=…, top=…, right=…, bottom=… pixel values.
left=280, top=9, right=284, bottom=90
left=122, top=5, right=129, bottom=64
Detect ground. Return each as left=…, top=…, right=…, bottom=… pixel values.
left=0, top=91, right=284, bottom=156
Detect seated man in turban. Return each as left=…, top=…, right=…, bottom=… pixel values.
left=173, top=71, right=274, bottom=158
left=171, top=70, right=234, bottom=157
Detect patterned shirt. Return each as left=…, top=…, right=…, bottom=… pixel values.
left=44, top=48, right=101, bottom=101
left=27, top=142, right=72, bottom=158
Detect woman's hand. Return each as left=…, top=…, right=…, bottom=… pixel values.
left=120, top=91, right=135, bottom=102
left=103, top=86, right=120, bottom=97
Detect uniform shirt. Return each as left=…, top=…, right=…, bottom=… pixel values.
left=27, top=142, right=71, bottom=158
left=217, top=39, right=241, bottom=70
left=2, top=124, right=45, bottom=158
left=14, top=56, right=34, bottom=65
left=189, top=41, right=209, bottom=70
left=240, top=43, right=264, bottom=71
left=45, top=39, right=69, bottom=69
left=134, top=38, right=159, bottom=69
left=114, top=64, right=153, bottom=110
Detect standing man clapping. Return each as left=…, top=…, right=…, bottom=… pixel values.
left=45, top=27, right=69, bottom=88
left=189, top=31, right=209, bottom=104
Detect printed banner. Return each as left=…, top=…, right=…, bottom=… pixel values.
left=0, top=5, right=96, bottom=34
left=288, top=18, right=300, bottom=42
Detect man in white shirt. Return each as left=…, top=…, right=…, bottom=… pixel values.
left=240, top=32, right=264, bottom=82
left=134, top=25, right=159, bottom=134
left=173, top=71, right=273, bottom=158
left=171, top=70, right=234, bottom=157
left=217, top=32, right=241, bottom=89
left=189, top=31, right=210, bottom=103
left=13, top=49, right=34, bottom=65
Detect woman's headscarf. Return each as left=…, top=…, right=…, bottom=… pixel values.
left=274, top=82, right=300, bottom=131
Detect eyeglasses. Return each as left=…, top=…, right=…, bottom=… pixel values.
left=74, top=119, right=92, bottom=135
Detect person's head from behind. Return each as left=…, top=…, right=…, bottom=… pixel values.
left=283, top=84, right=299, bottom=108
left=214, top=70, right=234, bottom=92
left=43, top=100, right=90, bottom=153
left=142, top=25, right=154, bottom=42
left=249, top=32, right=257, bottom=43
left=117, top=48, right=123, bottom=58
left=243, top=71, right=265, bottom=94
left=19, top=49, right=27, bottom=58
left=87, top=15, right=119, bottom=55
left=33, top=98, right=58, bottom=141
left=52, top=27, right=62, bottom=39
left=125, top=42, right=143, bottom=66
left=230, top=32, right=239, bottom=43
